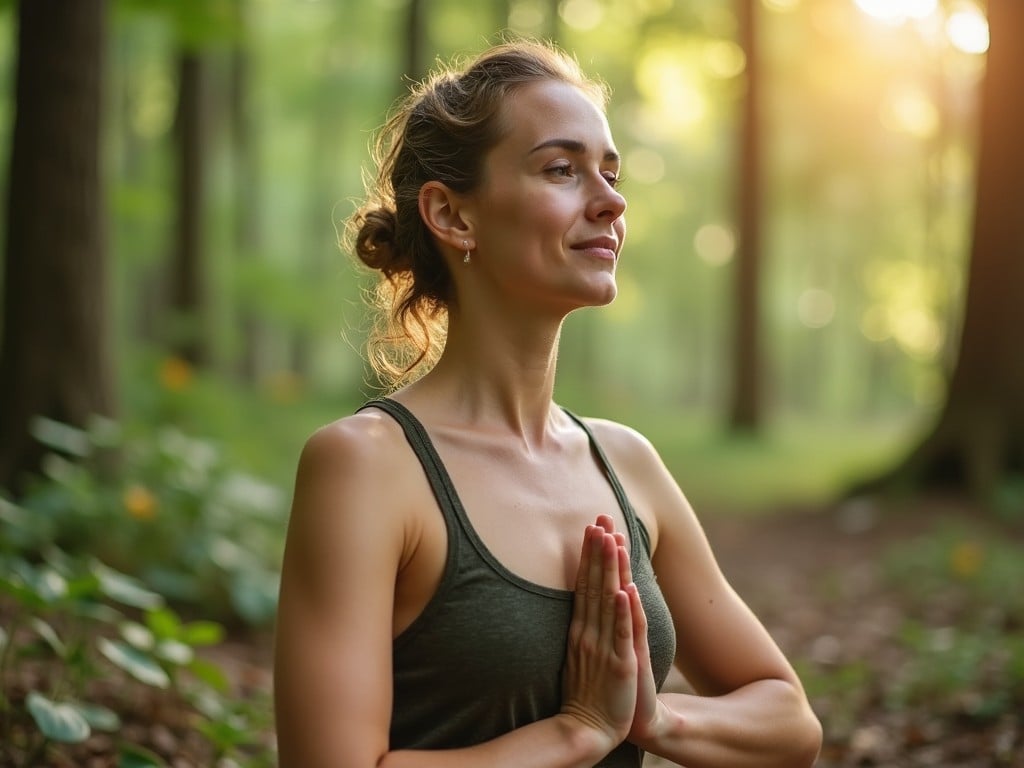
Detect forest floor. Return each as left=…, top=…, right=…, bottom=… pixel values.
left=5, top=496, right=1023, bottom=767
left=647, top=495, right=1024, bottom=768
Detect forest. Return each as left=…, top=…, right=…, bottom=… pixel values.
left=0, top=0, right=1021, bottom=765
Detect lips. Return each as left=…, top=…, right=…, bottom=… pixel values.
left=571, top=236, right=618, bottom=259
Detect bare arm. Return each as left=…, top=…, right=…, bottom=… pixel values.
left=273, top=416, right=639, bottom=768
left=590, top=422, right=823, bottom=768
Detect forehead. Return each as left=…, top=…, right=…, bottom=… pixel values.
left=493, top=80, right=616, bottom=155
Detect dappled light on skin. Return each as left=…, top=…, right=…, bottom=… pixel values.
left=693, top=223, right=736, bottom=267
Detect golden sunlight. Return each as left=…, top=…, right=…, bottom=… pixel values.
left=635, top=46, right=709, bottom=135
left=945, top=5, right=989, bottom=54
left=694, top=223, right=736, bottom=267
left=853, top=0, right=938, bottom=24
left=761, top=0, right=801, bottom=13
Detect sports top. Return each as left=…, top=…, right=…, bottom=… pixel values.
left=360, top=398, right=677, bottom=766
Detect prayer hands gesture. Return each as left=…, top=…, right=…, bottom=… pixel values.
left=560, top=515, right=663, bottom=752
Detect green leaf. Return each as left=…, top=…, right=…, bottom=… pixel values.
left=92, top=561, right=163, bottom=610
left=71, top=700, right=121, bottom=731
left=180, top=620, right=224, bottom=647
left=98, top=638, right=170, bottom=689
left=30, top=417, right=91, bottom=457
left=118, top=742, right=169, bottom=768
left=29, top=618, right=66, bottom=657
left=188, top=657, right=229, bottom=693
left=155, top=639, right=193, bottom=666
left=26, top=691, right=91, bottom=743
left=120, top=621, right=155, bottom=651
left=145, top=607, right=182, bottom=640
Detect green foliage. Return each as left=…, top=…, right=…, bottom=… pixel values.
left=9, top=414, right=285, bottom=625
left=801, top=521, right=1024, bottom=741
left=0, top=551, right=274, bottom=766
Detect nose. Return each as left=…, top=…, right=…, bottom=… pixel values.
left=587, top=180, right=627, bottom=222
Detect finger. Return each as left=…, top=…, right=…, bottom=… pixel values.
left=613, top=589, right=634, bottom=660
left=627, top=583, right=649, bottom=657
left=598, top=534, right=621, bottom=642
left=571, top=525, right=596, bottom=637
left=595, top=514, right=616, bottom=533
left=586, top=528, right=606, bottom=630
left=617, top=544, right=632, bottom=589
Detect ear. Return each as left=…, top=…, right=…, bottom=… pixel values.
left=419, top=181, right=475, bottom=253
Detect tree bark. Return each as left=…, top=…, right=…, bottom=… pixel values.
left=860, top=0, right=1024, bottom=501
left=728, top=0, right=763, bottom=432
left=0, top=0, right=114, bottom=494
left=170, top=51, right=209, bottom=366
left=230, top=0, right=265, bottom=383
left=404, top=0, right=426, bottom=83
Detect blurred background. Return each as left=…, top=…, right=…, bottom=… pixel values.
left=1, top=0, right=1022, bottom=766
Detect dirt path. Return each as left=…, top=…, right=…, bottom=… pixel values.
left=646, top=496, right=1024, bottom=768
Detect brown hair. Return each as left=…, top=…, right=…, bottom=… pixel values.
left=346, top=39, right=608, bottom=388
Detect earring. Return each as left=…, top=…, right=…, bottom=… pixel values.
left=463, top=240, right=471, bottom=264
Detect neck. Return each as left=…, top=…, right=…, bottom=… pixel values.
left=400, top=310, right=565, bottom=447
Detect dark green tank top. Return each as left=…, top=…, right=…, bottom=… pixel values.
left=361, top=398, right=676, bottom=766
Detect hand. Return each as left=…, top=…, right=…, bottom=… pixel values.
left=561, top=523, right=637, bottom=750
left=592, top=516, right=663, bottom=745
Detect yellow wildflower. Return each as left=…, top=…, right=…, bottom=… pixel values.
left=949, top=540, right=983, bottom=579
left=124, top=484, right=158, bottom=521
left=160, top=357, right=193, bottom=392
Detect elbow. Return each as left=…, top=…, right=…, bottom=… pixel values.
left=788, top=706, right=823, bottom=768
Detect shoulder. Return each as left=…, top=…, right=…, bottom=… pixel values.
left=577, top=416, right=666, bottom=479
left=286, top=408, right=421, bottom=572
left=298, top=408, right=407, bottom=473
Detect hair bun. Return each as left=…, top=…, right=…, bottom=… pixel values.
left=354, top=207, right=410, bottom=276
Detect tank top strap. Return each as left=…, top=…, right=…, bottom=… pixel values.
left=560, top=408, right=652, bottom=554
left=357, top=397, right=465, bottom=542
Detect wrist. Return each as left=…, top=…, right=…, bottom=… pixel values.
left=630, top=698, right=685, bottom=751
left=553, top=712, right=619, bottom=766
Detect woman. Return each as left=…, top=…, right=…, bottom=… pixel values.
left=273, top=40, right=822, bottom=768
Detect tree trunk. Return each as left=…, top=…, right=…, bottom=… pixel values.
left=861, top=0, right=1024, bottom=501
left=404, top=0, right=426, bottom=83
left=728, top=0, right=763, bottom=432
left=230, top=0, right=265, bottom=383
left=0, top=0, right=114, bottom=494
left=170, top=51, right=209, bottom=366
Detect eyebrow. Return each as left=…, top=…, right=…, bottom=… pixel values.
left=528, top=138, right=620, bottom=163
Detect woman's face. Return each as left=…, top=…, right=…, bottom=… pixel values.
left=463, top=79, right=627, bottom=314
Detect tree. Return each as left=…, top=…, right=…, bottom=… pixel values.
left=728, top=0, right=763, bottom=432
left=865, top=0, right=1024, bottom=500
left=404, top=0, right=427, bottom=83
left=0, top=0, right=114, bottom=494
left=169, top=49, right=210, bottom=366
